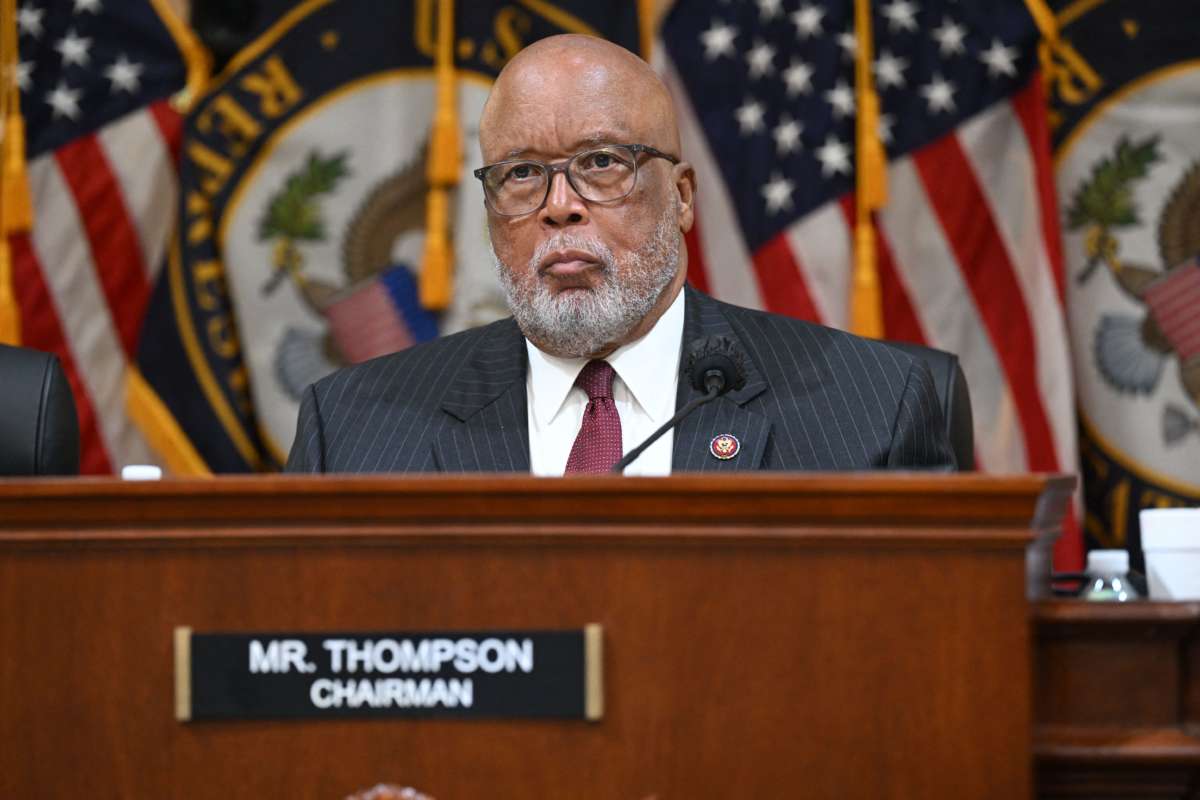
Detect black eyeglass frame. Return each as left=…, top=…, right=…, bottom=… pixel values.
left=472, top=143, right=681, bottom=217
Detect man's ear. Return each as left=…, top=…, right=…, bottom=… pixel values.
left=674, top=161, right=696, bottom=233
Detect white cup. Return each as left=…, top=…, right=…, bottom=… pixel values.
left=1140, top=508, right=1200, bottom=600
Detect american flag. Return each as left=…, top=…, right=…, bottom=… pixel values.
left=657, top=0, right=1081, bottom=566
left=8, top=0, right=197, bottom=474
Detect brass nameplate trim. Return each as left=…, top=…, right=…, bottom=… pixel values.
left=584, top=623, right=603, bottom=721
left=177, top=627, right=597, bottom=721
left=174, top=626, right=192, bottom=721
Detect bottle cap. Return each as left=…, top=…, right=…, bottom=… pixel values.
left=121, top=464, right=163, bottom=481
left=1086, top=549, right=1129, bottom=577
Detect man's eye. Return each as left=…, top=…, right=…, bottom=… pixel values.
left=589, top=153, right=613, bottom=169
left=505, top=164, right=536, bottom=181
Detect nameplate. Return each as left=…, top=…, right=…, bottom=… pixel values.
left=174, top=626, right=603, bottom=722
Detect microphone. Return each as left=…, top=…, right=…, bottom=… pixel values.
left=611, top=336, right=747, bottom=473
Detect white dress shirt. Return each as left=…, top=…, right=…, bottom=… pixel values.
left=526, top=288, right=685, bottom=476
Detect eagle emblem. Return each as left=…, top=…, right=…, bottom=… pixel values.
left=1066, top=135, right=1200, bottom=445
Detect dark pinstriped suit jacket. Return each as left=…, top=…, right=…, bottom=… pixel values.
left=286, top=286, right=954, bottom=473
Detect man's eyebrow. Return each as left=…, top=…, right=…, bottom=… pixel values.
left=500, top=132, right=632, bottom=161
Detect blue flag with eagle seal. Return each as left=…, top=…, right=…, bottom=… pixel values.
left=136, top=0, right=640, bottom=472
left=1048, top=0, right=1200, bottom=562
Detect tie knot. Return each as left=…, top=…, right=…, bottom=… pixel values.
left=576, top=360, right=615, bottom=400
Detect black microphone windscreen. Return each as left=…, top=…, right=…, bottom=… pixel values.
left=685, top=335, right=747, bottom=394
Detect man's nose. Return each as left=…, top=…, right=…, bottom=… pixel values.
left=537, top=171, right=589, bottom=228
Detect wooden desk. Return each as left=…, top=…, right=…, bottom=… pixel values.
left=1034, top=601, right=1200, bottom=799
left=0, top=473, right=1068, bottom=799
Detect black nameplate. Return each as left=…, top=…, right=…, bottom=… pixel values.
left=174, top=626, right=603, bottom=722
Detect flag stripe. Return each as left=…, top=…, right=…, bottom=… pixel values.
left=914, top=136, right=1058, bottom=471
left=9, top=232, right=113, bottom=474
left=873, top=229, right=930, bottom=347
left=149, top=98, right=184, bottom=167
left=752, top=232, right=821, bottom=320
left=879, top=157, right=1026, bottom=472
left=1010, top=75, right=1068, bottom=305
left=54, top=135, right=152, bottom=358
left=26, top=156, right=156, bottom=471
left=786, top=201, right=852, bottom=328
left=958, top=101, right=1075, bottom=472
left=660, top=55, right=762, bottom=310
left=683, top=225, right=713, bottom=295
left=97, top=108, right=179, bottom=285
left=830, top=194, right=931, bottom=346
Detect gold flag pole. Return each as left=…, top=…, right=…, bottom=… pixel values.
left=850, top=0, right=886, bottom=339
left=0, top=0, right=32, bottom=345
left=419, top=0, right=458, bottom=311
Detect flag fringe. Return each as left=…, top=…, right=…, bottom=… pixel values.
left=125, top=366, right=213, bottom=476
left=420, top=0, right=458, bottom=311
left=851, top=0, right=885, bottom=339
left=0, top=243, right=18, bottom=345
left=637, top=0, right=655, bottom=60
left=0, top=0, right=27, bottom=345
left=147, top=0, right=213, bottom=112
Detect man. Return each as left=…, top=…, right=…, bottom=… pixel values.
left=286, top=35, right=954, bottom=474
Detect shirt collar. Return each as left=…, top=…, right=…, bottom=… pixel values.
left=525, top=286, right=686, bottom=427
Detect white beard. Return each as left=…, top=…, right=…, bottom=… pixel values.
left=492, top=203, right=681, bottom=358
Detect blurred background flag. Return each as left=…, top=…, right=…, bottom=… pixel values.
left=655, top=0, right=1082, bottom=568
left=135, top=0, right=642, bottom=473
left=4, top=0, right=204, bottom=474
left=1047, top=0, right=1200, bottom=565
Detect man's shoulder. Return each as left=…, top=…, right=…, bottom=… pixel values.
left=307, top=317, right=518, bottom=406
left=700, top=292, right=919, bottom=382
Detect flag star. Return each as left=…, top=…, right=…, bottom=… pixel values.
left=746, top=40, right=776, bottom=79
left=980, top=39, right=1018, bottom=78
left=920, top=74, right=957, bottom=113
left=46, top=82, right=83, bottom=120
left=882, top=0, right=918, bottom=32
left=782, top=59, right=814, bottom=96
left=17, top=5, right=44, bottom=38
left=73, top=0, right=102, bottom=13
left=932, top=18, right=967, bottom=56
left=825, top=81, right=855, bottom=119
left=773, top=116, right=803, bottom=155
left=55, top=30, right=92, bottom=67
left=700, top=20, right=738, bottom=61
left=15, top=61, right=33, bottom=92
left=756, top=0, right=782, bottom=20
left=735, top=98, right=765, bottom=135
left=790, top=4, right=824, bottom=38
left=762, top=173, right=795, bottom=214
left=836, top=30, right=857, bottom=60
left=874, top=50, right=908, bottom=89
left=816, top=136, right=851, bottom=177
left=878, top=113, right=895, bottom=144
left=104, top=55, right=143, bottom=93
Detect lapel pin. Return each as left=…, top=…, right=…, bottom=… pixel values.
left=709, top=433, right=740, bottom=460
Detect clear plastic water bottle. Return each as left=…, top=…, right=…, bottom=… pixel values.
left=1080, top=550, right=1140, bottom=602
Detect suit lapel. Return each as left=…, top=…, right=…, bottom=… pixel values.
left=433, top=319, right=531, bottom=472
left=671, top=288, right=773, bottom=472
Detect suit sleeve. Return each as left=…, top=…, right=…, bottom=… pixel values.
left=285, top=383, right=327, bottom=473
left=886, top=358, right=956, bottom=470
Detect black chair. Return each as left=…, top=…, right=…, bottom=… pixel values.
left=0, top=344, right=81, bottom=475
left=883, top=340, right=975, bottom=471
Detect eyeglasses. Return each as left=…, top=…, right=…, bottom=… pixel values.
left=473, top=143, right=680, bottom=217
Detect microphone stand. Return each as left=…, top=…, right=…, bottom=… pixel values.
left=610, top=385, right=721, bottom=473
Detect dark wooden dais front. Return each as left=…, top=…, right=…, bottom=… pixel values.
left=1, top=474, right=1069, bottom=798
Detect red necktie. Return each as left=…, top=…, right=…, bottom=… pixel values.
left=564, top=360, right=623, bottom=474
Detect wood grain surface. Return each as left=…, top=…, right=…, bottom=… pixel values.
left=0, top=474, right=1070, bottom=799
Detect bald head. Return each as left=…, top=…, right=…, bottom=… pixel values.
left=479, top=35, right=680, bottom=161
